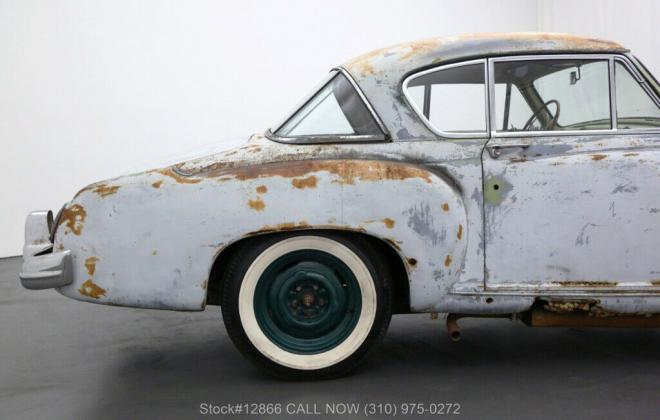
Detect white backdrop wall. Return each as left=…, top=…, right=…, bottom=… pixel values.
left=538, top=0, right=660, bottom=77
left=0, top=0, right=655, bottom=257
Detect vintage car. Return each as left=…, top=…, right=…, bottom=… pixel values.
left=20, top=33, right=660, bottom=378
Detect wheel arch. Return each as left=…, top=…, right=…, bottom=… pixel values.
left=205, top=229, right=411, bottom=314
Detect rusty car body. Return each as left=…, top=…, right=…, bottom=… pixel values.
left=20, top=33, right=660, bottom=378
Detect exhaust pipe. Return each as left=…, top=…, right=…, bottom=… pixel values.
left=446, top=314, right=462, bottom=342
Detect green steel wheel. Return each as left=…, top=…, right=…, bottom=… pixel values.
left=222, top=233, right=392, bottom=379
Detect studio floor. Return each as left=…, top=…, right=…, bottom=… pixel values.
left=2, top=256, right=658, bottom=419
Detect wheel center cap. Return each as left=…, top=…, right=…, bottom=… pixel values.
left=301, top=292, right=315, bottom=307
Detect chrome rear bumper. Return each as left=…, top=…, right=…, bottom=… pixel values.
left=19, top=210, right=73, bottom=290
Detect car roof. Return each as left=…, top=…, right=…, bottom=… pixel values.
left=342, top=33, right=628, bottom=140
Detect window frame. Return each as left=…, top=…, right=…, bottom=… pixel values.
left=487, top=54, right=660, bottom=138
left=266, top=67, right=389, bottom=144
left=402, top=58, right=491, bottom=139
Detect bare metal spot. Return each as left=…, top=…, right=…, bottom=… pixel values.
left=78, top=279, right=106, bottom=299
left=152, top=250, right=157, bottom=256
left=291, top=176, right=318, bottom=189
left=84, top=256, right=99, bottom=277
left=248, top=198, right=265, bottom=211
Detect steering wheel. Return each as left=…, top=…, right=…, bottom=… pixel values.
left=523, top=99, right=561, bottom=131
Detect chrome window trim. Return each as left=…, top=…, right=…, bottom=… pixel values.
left=487, top=54, right=660, bottom=138
left=267, top=67, right=389, bottom=144
left=402, top=59, right=490, bottom=139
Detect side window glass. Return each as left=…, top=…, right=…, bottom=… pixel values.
left=494, top=83, right=532, bottom=131
left=276, top=72, right=383, bottom=138
left=493, top=59, right=611, bottom=132
left=405, top=62, right=487, bottom=135
left=615, top=61, right=660, bottom=129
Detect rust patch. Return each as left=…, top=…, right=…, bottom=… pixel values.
left=78, top=280, right=106, bottom=299
left=291, top=176, right=318, bottom=189
left=457, top=224, right=463, bottom=240
left=195, top=160, right=433, bottom=185
left=444, top=255, right=452, bottom=267
left=57, top=243, right=64, bottom=251
left=58, top=204, right=87, bottom=235
left=248, top=221, right=311, bottom=235
left=541, top=299, right=618, bottom=318
left=84, top=256, right=99, bottom=276
left=407, top=258, right=417, bottom=267
left=591, top=154, right=607, bottom=161
left=651, top=280, right=660, bottom=286
left=92, top=184, right=119, bottom=197
left=623, top=152, right=639, bottom=157
left=248, top=198, right=265, bottom=211
left=510, top=156, right=528, bottom=163
left=382, top=218, right=395, bottom=229
left=155, top=168, right=202, bottom=184
left=441, top=202, right=450, bottom=212
left=256, top=185, right=267, bottom=194
left=151, top=180, right=163, bottom=189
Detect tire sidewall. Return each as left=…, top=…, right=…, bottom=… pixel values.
left=221, top=232, right=391, bottom=379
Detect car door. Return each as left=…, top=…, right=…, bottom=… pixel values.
left=483, top=54, right=660, bottom=292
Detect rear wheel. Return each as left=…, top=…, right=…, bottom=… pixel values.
left=221, top=232, right=392, bottom=379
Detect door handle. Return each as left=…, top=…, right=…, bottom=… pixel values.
left=487, top=143, right=530, bottom=158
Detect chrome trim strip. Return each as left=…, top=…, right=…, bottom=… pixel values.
left=402, top=59, right=490, bottom=139
left=265, top=130, right=386, bottom=145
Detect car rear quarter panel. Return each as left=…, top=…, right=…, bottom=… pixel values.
left=53, top=135, right=486, bottom=312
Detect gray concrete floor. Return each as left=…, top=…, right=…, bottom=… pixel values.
left=1, top=256, right=659, bottom=419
